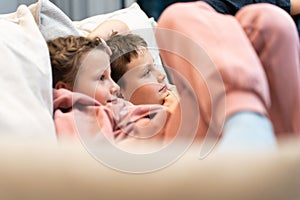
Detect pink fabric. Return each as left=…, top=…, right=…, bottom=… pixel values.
left=53, top=88, right=170, bottom=146
left=235, top=4, right=300, bottom=137
left=156, top=2, right=300, bottom=139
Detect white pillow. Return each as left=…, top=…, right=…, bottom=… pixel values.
left=73, top=3, right=154, bottom=36
left=0, top=5, right=56, bottom=141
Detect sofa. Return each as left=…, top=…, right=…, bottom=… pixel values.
left=0, top=1, right=300, bottom=199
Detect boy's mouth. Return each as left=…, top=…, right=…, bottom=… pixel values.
left=159, top=85, right=168, bottom=93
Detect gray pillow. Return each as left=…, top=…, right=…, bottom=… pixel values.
left=29, top=0, right=80, bottom=41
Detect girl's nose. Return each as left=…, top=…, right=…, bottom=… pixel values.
left=110, top=81, right=120, bottom=95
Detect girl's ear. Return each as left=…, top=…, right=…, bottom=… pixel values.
left=55, top=81, right=73, bottom=91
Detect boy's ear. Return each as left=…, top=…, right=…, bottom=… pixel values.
left=117, top=89, right=125, bottom=99
left=55, top=81, right=72, bottom=91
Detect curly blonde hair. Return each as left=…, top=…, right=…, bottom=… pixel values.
left=47, top=36, right=107, bottom=88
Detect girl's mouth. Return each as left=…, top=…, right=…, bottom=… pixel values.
left=107, top=98, right=118, bottom=104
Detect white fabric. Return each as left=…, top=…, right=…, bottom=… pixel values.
left=73, top=3, right=155, bottom=36
left=0, top=5, right=56, bottom=141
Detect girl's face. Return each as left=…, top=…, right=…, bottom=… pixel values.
left=74, top=49, right=120, bottom=105
left=119, top=50, right=169, bottom=105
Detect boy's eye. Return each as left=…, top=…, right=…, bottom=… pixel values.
left=142, top=68, right=151, bottom=77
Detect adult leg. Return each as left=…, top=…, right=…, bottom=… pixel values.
left=236, top=4, right=300, bottom=138
left=156, top=2, right=275, bottom=148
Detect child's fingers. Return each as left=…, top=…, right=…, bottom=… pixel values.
left=99, top=38, right=112, bottom=56
left=163, top=91, right=179, bottom=113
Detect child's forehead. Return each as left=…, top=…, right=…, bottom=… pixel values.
left=136, top=48, right=154, bottom=61
left=83, top=48, right=110, bottom=61
left=80, top=49, right=110, bottom=70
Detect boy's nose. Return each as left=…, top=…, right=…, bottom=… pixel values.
left=156, top=70, right=166, bottom=83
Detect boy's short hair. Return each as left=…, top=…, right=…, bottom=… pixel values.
left=47, top=36, right=107, bottom=88
left=106, top=33, right=148, bottom=83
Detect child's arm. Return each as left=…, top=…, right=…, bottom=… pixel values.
left=87, top=19, right=130, bottom=40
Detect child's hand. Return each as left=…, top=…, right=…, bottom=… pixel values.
left=163, top=88, right=179, bottom=113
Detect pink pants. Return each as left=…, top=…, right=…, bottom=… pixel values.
left=156, top=2, right=300, bottom=139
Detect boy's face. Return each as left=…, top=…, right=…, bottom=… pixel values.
left=119, top=49, right=169, bottom=105
left=74, top=49, right=120, bottom=105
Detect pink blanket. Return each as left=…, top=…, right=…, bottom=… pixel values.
left=53, top=88, right=171, bottom=148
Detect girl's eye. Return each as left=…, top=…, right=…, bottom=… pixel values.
left=99, top=75, right=105, bottom=81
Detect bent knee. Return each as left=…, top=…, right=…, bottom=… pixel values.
left=159, top=1, right=215, bottom=23
left=237, top=3, right=297, bottom=38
